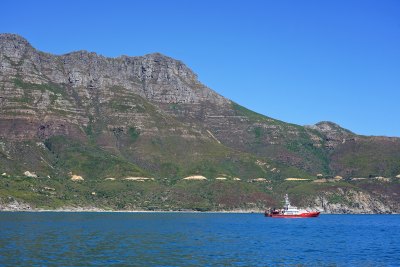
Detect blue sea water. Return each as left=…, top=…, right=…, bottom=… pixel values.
left=0, top=213, right=399, bottom=266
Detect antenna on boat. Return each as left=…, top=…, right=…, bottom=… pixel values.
left=284, top=194, right=290, bottom=209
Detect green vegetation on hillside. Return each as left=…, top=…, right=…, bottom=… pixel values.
left=1, top=35, right=399, bottom=213
left=44, top=136, right=147, bottom=179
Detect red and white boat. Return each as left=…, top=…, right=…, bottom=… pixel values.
left=265, top=194, right=320, bottom=218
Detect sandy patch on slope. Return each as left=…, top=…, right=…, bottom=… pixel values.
left=183, top=175, right=207, bottom=180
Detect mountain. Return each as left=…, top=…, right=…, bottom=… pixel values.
left=1, top=33, right=399, bottom=212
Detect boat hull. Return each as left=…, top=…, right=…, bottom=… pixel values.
left=265, top=211, right=320, bottom=218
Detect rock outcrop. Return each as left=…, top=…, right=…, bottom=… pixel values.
left=310, top=188, right=399, bottom=214
left=0, top=198, right=32, bottom=211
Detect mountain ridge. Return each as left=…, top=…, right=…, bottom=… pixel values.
left=1, top=33, right=393, bottom=136
left=1, top=33, right=399, bottom=212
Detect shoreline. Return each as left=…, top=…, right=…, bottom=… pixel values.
left=0, top=208, right=398, bottom=214
left=0, top=208, right=265, bottom=213
left=1, top=200, right=398, bottom=214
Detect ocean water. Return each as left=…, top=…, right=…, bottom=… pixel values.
left=0, top=213, right=399, bottom=266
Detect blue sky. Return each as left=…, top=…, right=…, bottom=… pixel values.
left=1, top=0, right=399, bottom=136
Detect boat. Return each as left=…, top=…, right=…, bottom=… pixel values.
left=265, top=194, right=320, bottom=218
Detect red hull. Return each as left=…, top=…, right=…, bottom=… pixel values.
left=265, top=211, right=320, bottom=218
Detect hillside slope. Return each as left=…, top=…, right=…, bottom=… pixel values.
left=1, top=34, right=399, bottom=212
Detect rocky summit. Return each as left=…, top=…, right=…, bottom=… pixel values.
left=1, top=33, right=399, bottom=212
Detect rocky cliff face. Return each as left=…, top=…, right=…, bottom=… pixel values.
left=0, top=34, right=224, bottom=104
left=310, top=188, right=400, bottom=214
left=0, top=34, right=226, bottom=139
left=1, top=34, right=399, bottom=212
